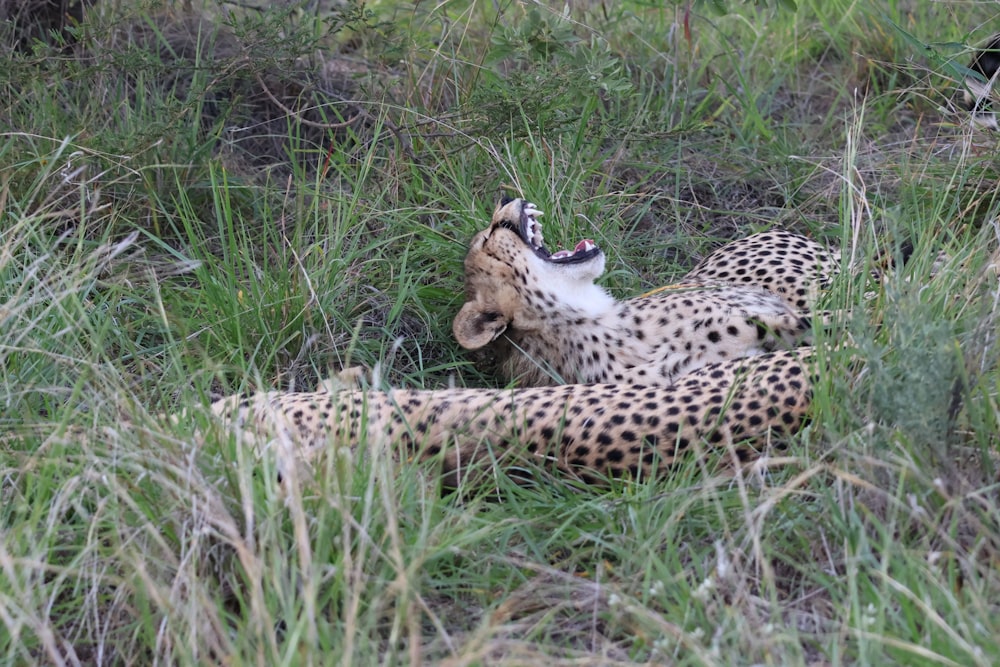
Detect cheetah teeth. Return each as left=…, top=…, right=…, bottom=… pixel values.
left=524, top=202, right=544, bottom=248
left=531, top=224, right=544, bottom=248
left=550, top=240, right=597, bottom=260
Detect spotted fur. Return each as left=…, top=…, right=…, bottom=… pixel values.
left=193, top=199, right=835, bottom=486
left=453, top=198, right=833, bottom=387
left=208, top=349, right=814, bottom=488
left=683, top=229, right=840, bottom=313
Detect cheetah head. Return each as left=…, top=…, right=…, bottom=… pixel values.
left=453, top=197, right=609, bottom=350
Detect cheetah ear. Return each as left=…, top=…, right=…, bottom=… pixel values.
left=453, top=301, right=509, bottom=349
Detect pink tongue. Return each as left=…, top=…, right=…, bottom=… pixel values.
left=575, top=239, right=593, bottom=252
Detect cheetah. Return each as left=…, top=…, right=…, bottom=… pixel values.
left=682, top=229, right=839, bottom=313
left=193, top=200, right=834, bottom=486
left=964, top=34, right=1000, bottom=130
left=206, top=348, right=814, bottom=489
left=453, top=198, right=835, bottom=387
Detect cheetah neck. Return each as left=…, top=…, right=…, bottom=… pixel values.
left=544, top=280, right=616, bottom=319
left=505, top=297, right=654, bottom=385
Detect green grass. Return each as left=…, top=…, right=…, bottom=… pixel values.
left=3, top=0, right=1000, bottom=664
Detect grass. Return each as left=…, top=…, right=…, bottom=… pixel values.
left=2, top=0, right=1000, bottom=664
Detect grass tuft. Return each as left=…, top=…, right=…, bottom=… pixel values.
left=3, top=0, right=1000, bottom=664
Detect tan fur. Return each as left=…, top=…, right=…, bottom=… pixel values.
left=207, top=349, right=814, bottom=488
left=683, top=229, right=840, bottom=313
left=454, top=198, right=835, bottom=387
left=190, top=201, right=836, bottom=487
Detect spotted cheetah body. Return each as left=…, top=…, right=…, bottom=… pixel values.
left=683, top=229, right=840, bottom=313
left=208, top=349, right=813, bottom=487
left=197, top=199, right=835, bottom=484
left=453, top=199, right=835, bottom=387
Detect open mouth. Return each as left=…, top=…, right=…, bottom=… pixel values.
left=515, top=201, right=601, bottom=264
